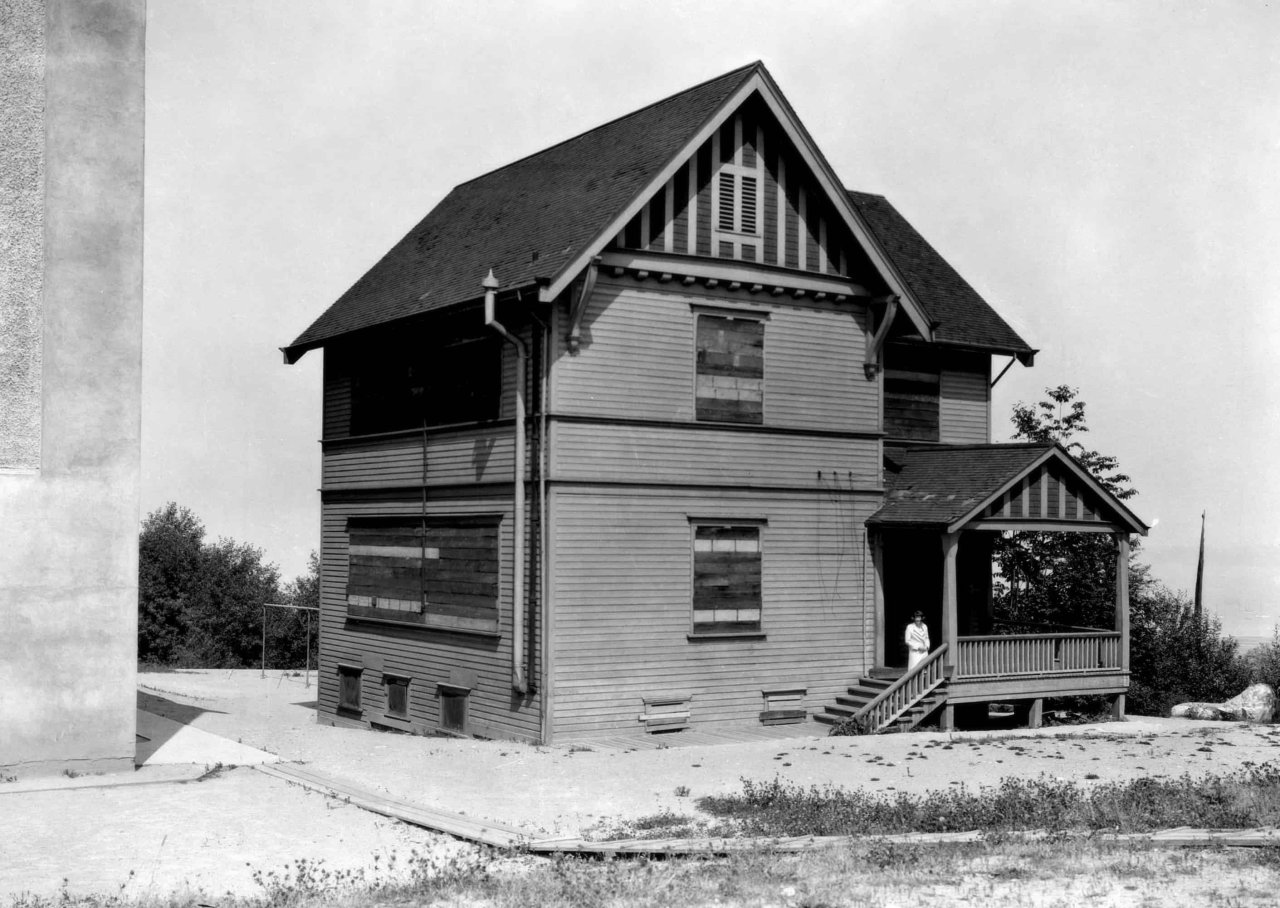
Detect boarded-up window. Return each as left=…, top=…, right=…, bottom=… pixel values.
left=696, top=315, right=764, bottom=424
left=350, top=334, right=501, bottom=435
left=384, top=674, right=410, bottom=720
left=439, top=686, right=468, bottom=733
left=337, top=665, right=362, bottom=713
left=692, top=524, right=762, bottom=633
left=884, top=345, right=940, bottom=442
left=346, top=516, right=500, bottom=628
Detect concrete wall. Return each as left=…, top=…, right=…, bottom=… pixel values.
left=0, top=0, right=145, bottom=777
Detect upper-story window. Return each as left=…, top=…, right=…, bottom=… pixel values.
left=883, top=344, right=940, bottom=442
left=696, top=313, right=764, bottom=424
left=350, top=336, right=501, bottom=436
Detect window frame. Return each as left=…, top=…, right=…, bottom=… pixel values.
left=383, top=673, right=411, bottom=721
left=688, top=518, right=767, bottom=640
left=344, top=514, right=502, bottom=636
left=694, top=310, right=767, bottom=426
left=336, top=664, right=363, bottom=714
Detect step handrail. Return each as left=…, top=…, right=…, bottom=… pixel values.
left=852, top=643, right=949, bottom=733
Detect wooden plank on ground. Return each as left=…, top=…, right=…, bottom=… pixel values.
left=256, top=763, right=528, bottom=848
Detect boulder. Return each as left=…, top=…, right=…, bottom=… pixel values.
left=1171, top=683, right=1275, bottom=723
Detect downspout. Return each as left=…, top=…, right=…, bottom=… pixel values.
left=527, top=308, right=552, bottom=743
left=483, top=269, right=528, bottom=694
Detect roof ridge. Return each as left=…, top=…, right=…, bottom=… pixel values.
left=452, top=61, right=762, bottom=191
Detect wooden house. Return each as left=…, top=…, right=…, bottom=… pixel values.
left=284, top=62, right=1147, bottom=743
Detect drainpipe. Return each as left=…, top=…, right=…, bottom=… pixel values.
left=484, top=269, right=528, bottom=694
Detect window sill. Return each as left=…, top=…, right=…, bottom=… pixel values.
left=687, top=631, right=767, bottom=642
left=346, top=608, right=501, bottom=638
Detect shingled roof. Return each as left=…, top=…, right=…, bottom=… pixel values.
left=285, top=63, right=759, bottom=361
left=869, top=443, right=1146, bottom=533
left=286, top=63, right=1035, bottom=362
left=848, top=192, right=1034, bottom=356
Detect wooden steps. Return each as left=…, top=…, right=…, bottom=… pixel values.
left=815, top=674, right=947, bottom=734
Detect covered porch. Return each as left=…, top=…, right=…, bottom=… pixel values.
left=861, top=442, right=1148, bottom=732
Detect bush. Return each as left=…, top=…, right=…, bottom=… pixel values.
left=1127, top=585, right=1252, bottom=717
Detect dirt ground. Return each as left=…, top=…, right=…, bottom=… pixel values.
left=4, top=669, right=1280, bottom=902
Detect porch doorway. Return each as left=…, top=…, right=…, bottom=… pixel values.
left=879, top=529, right=996, bottom=669
left=880, top=529, right=942, bottom=669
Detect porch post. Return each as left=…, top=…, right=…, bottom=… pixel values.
left=871, top=530, right=885, bottom=668
left=940, top=531, right=960, bottom=731
left=1113, top=533, right=1130, bottom=719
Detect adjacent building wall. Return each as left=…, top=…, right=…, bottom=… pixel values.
left=0, top=0, right=145, bottom=776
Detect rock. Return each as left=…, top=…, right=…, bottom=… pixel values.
left=1223, top=684, right=1275, bottom=722
left=1171, top=684, right=1275, bottom=722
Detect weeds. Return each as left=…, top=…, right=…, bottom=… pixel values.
left=692, top=763, right=1280, bottom=837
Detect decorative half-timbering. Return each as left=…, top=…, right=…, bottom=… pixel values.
left=286, top=62, right=1145, bottom=743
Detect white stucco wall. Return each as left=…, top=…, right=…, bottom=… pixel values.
left=0, top=0, right=145, bottom=776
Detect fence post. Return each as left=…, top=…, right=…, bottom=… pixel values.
left=261, top=605, right=267, bottom=679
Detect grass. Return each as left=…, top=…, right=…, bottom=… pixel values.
left=9, top=840, right=1280, bottom=907
left=596, top=763, right=1280, bottom=840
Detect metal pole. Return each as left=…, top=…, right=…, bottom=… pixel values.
left=261, top=605, right=266, bottom=679
left=305, top=611, right=312, bottom=689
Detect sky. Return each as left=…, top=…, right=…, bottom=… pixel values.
left=143, top=1, right=1280, bottom=635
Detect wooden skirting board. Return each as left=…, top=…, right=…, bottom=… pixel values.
left=254, top=764, right=1280, bottom=856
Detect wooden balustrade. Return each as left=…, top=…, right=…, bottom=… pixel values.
left=955, top=632, right=1121, bottom=678
left=854, top=643, right=949, bottom=734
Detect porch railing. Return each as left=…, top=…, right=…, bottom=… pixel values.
left=854, top=643, right=949, bottom=734
left=955, top=631, right=1121, bottom=678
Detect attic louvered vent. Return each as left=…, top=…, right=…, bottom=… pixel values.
left=740, top=176, right=758, bottom=234
left=718, top=173, right=736, bottom=231
left=709, top=113, right=764, bottom=260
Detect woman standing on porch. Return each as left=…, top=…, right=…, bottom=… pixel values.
left=905, top=611, right=930, bottom=670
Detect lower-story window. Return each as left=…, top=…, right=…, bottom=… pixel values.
left=692, top=523, right=762, bottom=633
left=337, top=664, right=362, bottom=713
left=384, top=674, right=410, bottom=720
left=439, top=685, right=469, bottom=733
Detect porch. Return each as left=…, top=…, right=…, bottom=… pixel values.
left=826, top=443, right=1148, bottom=733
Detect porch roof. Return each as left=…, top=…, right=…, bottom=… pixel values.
left=869, top=443, right=1148, bottom=535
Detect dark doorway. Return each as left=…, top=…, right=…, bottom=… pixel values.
left=880, top=529, right=943, bottom=668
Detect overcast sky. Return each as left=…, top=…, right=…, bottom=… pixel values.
left=143, top=1, right=1279, bottom=635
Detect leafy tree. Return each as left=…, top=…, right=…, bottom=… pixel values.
left=137, top=502, right=205, bottom=664
left=177, top=536, right=282, bottom=668
left=993, top=386, right=1145, bottom=630
left=1128, top=585, right=1251, bottom=716
left=138, top=502, right=291, bottom=668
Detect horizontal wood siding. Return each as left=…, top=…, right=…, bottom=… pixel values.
left=317, top=494, right=541, bottom=741
left=323, top=426, right=516, bottom=490
left=939, top=352, right=990, bottom=444
left=548, top=487, right=878, bottom=740
left=553, top=279, right=876, bottom=433
left=550, top=421, right=879, bottom=488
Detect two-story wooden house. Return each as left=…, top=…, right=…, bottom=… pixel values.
left=285, top=62, right=1147, bottom=743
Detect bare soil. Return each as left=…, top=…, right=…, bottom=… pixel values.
left=4, top=669, right=1280, bottom=903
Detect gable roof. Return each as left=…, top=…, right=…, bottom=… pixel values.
left=285, top=63, right=1034, bottom=363
left=285, top=63, right=759, bottom=362
left=869, top=443, right=1147, bottom=535
left=848, top=192, right=1035, bottom=357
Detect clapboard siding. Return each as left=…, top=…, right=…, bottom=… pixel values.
left=323, top=426, right=517, bottom=490
left=940, top=353, right=990, bottom=444
left=548, top=487, right=878, bottom=739
left=317, top=494, right=541, bottom=742
left=550, top=421, right=878, bottom=488
left=552, top=279, right=876, bottom=432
